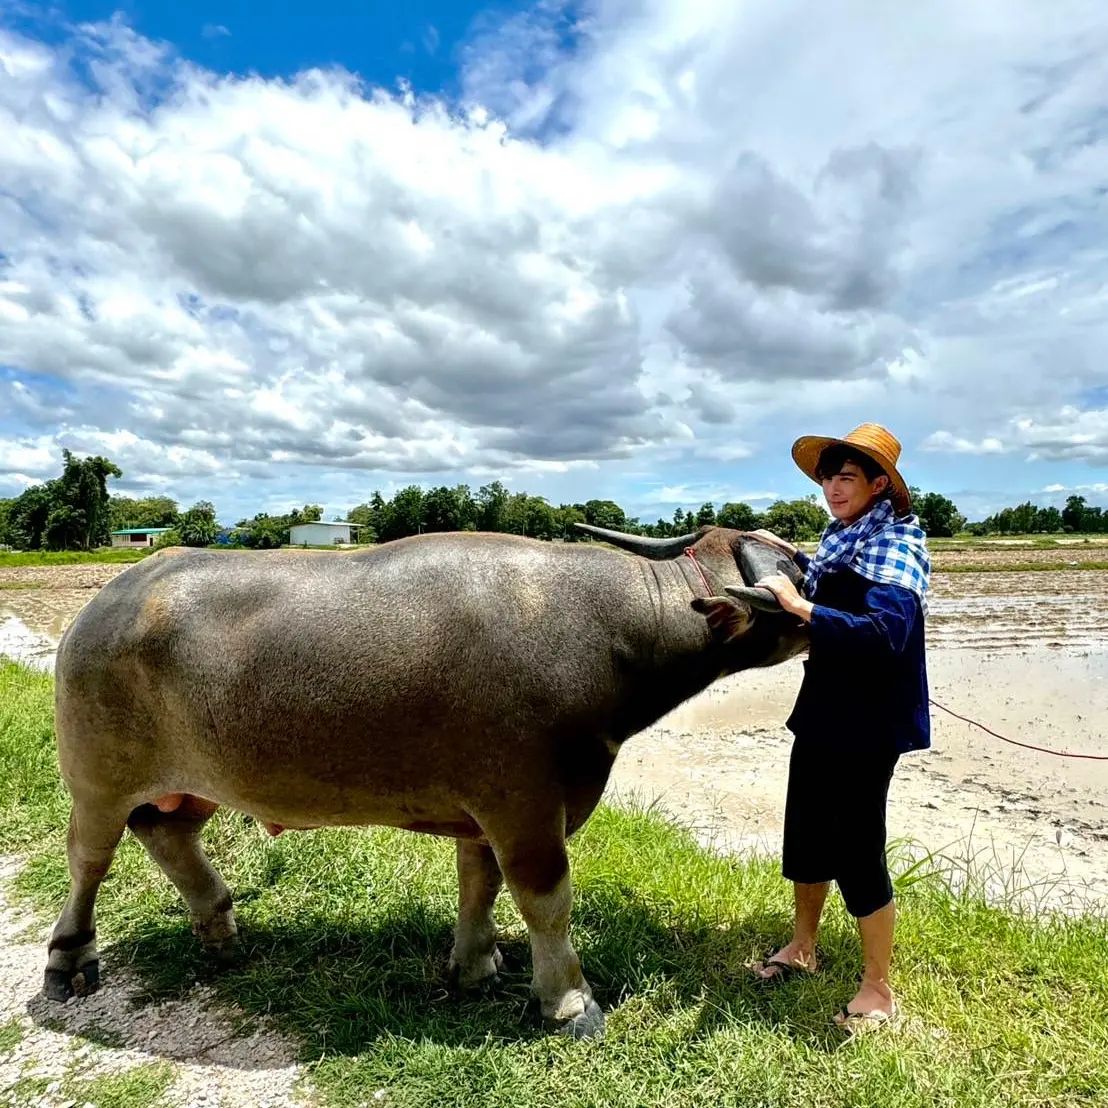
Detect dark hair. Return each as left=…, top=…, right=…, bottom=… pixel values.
left=816, top=444, right=887, bottom=484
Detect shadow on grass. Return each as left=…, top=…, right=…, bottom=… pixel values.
left=28, top=880, right=856, bottom=1064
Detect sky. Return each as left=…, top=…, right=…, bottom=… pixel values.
left=1, top=0, right=1107, bottom=526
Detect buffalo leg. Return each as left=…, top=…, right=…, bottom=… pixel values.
left=126, top=801, right=240, bottom=961
left=44, top=794, right=129, bottom=1001
left=449, top=840, right=504, bottom=989
left=494, top=833, right=604, bottom=1039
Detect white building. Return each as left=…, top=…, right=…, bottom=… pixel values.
left=289, top=521, right=362, bottom=546
left=110, top=527, right=172, bottom=548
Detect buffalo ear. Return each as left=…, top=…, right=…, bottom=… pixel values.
left=691, top=595, right=753, bottom=642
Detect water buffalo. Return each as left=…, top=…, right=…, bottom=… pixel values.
left=45, top=525, right=807, bottom=1038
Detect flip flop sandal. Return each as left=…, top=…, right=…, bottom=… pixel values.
left=751, top=955, right=818, bottom=984
left=833, top=1004, right=899, bottom=1035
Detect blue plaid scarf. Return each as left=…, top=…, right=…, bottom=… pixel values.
left=805, top=498, right=931, bottom=613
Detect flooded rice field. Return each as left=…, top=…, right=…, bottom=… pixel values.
left=928, top=569, right=1108, bottom=653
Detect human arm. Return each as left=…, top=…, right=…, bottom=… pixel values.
left=758, top=575, right=919, bottom=656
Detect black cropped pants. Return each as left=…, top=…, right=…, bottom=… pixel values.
left=781, top=729, right=899, bottom=919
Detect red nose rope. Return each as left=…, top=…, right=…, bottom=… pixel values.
left=928, top=697, right=1108, bottom=761
left=683, top=547, right=713, bottom=595
left=684, top=548, right=1106, bottom=762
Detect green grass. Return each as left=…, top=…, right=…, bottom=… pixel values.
left=0, top=1018, right=23, bottom=1055
left=0, top=549, right=153, bottom=567
left=0, top=662, right=1106, bottom=1107
left=67, top=1063, right=175, bottom=1108
left=0, top=580, right=45, bottom=590
left=939, top=560, right=1108, bottom=573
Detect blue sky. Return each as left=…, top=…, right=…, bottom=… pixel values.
left=13, top=0, right=528, bottom=93
left=1, top=1, right=1107, bottom=526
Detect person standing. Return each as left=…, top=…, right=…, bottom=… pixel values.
left=750, top=423, right=931, bottom=1033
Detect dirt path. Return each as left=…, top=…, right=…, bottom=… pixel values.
left=0, top=855, right=305, bottom=1108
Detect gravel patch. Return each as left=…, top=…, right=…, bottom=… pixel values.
left=0, top=858, right=310, bottom=1108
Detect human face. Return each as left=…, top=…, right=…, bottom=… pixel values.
left=822, top=462, right=889, bottom=524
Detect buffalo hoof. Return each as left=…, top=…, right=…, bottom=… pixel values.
left=449, top=965, right=503, bottom=994
left=203, top=935, right=245, bottom=967
left=448, top=945, right=503, bottom=993
left=43, top=960, right=100, bottom=1003
left=546, top=998, right=606, bottom=1040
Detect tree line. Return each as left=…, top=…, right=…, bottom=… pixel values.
left=0, top=453, right=1103, bottom=552
left=968, top=496, right=1108, bottom=536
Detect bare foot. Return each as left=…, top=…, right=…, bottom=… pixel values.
left=752, top=942, right=819, bottom=981
left=835, top=980, right=896, bottom=1023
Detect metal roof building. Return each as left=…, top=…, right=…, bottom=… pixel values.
left=289, top=521, right=362, bottom=546
left=111, top=527, right=172, bottom=548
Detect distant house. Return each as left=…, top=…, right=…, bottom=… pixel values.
left=111, top=527, right=172, bottom=548
left=289, top=521, right=362, bottom=546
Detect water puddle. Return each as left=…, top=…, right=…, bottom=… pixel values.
left=0, top=615, right=57, bottom=673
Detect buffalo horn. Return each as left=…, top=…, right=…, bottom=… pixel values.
left=573, top=523, right=701, bottom=560
left=725, top=584, right=785, bottom=613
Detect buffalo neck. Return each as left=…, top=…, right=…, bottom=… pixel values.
left=604, top=558, right=731, bottom=741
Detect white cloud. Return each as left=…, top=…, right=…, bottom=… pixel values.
left=0, top=436, right=57, bottom=476
left=922, top=431, right=1008, bottom=455
left=926, top=408, right=1108, bottom=463
left=1015, top=408, right=1108, bottom=463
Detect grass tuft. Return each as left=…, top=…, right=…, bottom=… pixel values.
left=0, top=1017, right=23, bottom=1055
left=67, top=1062, right=175, bottom=1108
left=0, top=662, right=1105, bottom=1107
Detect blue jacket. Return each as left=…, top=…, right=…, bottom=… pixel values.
left=787, top=551, right=930, bottom=754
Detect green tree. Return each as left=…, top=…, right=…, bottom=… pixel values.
left=519, top=496, right=557, bottom=540
left=381, top=485, right=424, bottom=541
left=177, top=501, right=218, bottom=547
left=422, top=486, right=466, bottom=532
left=1062, top=495, right=1086, bottom=532
left=4, top=485, right=52, bottom=549
left=914, top=492, right=964, bottom=538
left=762, top=497, right=829, bottom=542
left=672, top=508, right=697, bottom=533
left=477, top=481, right=510, bottom=532
left=453, top=485, right=478, bottom=531
left=695, top=502, right=716, bottom=527
left=287, top=504, right=323, bottom=527
left=583, top=499, right=627, bottom=531
left=1011, top=501, right=1037, bottom=534
left=110, top=495, right=179, bottom=530
left=555, top=504, right=586, bottom=540
left=348, top=492, right=387, bottom=543
left=5, top=451, right=121, bottom=550
left=240, top=516, right=284, bottom=548
left=49, top=450, right=122, bottom=550
left=716, top=502, right=760, bottom=531
left=1033, top=506, right=1063, bottom=533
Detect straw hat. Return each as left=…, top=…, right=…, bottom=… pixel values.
left=791, top=422, right=912, bottom=513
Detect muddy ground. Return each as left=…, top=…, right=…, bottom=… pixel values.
left=1, top=555, right=1106, bottom=913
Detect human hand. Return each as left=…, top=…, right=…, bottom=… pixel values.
left=750, top=529, right=798, bottom=558
left=756, top=574, right=813, bottom=622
